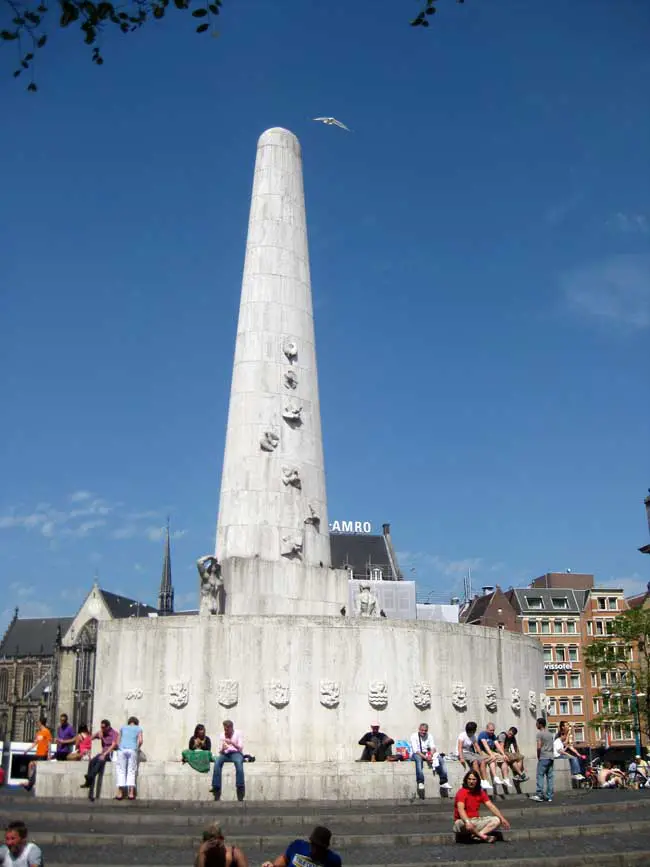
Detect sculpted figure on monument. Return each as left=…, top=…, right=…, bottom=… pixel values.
left=357, top=583, right=380, bottom=618
left=283, top=370, right=298, bottom=389
left=319, top=680, right=340, bottom=708
left=260, top=430, right=280, bottom=452
left=368, top=680, right=388, bottom=709
left=528, top=690, right=537, bottom=713
left=412, top=682, right=432, bottom=710
left=282, top=401, right=303, bottom=425
left=304, top=503, right=320, bottom=528
left=281, top=534, right=303, bottom=559
left=510, top=687, right=521, bottom=714
left=484, top=685, right=498, bottom=712
left=281, top=466, right=301, bottom=488
left=283, top=340, right=298, bottom=363
left=451, top=682, right=467, bottom=710
left=217, top=679, right=239, bottom=708
left=268, top=680, right=290, bottom=708
left=168, top=681, right=189, bottom=709
left=196, top=555, right=223, bottom=615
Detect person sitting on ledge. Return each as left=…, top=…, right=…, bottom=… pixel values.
left=357, top=720, right=394, bottom=762
left=262, top=825, right=342, bottom=867
left=67, top=724, right=92, bottom=761
left=210, top=720, right=245, bottom=801
left=196, top=823, right=249, bottom=867
left=597, top=762, right=626, bottom=788
left=182, top=724, right=213, bottom=773
left=453, top=770, right=511, bottom=843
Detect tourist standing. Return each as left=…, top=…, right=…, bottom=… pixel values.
left=357, top=721, right=394, bottom=762
left=54, top=713, right=76, bottom=761
left=531, top=717, right=554, bottom=802
left=453, top=770, right=510, bottom=843
left=0, top=820, right=43, bottom=866
left=115, top=716, right=143, bottom=801
left=211, top=720, right=245, bottom=801
left=81, top=719, right=118, bottom=801
left=22, top=718, right=52, bottom=792
left=261, top=826, right=342, bottom=867
left=196, top=824, right=249, bottom=867
left=409, top=722, right=452, bottom=798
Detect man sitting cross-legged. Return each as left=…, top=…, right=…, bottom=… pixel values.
left=453, top=770, right=511, bottom=843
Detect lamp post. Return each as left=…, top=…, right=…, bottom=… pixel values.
left=631, top=672, right=643, bottom=756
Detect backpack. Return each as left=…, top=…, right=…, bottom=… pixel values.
left=395, top=740, right=411, bottom=760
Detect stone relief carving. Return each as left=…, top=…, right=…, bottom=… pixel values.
left=217, top=679, right=239, bottom=708
left=528, top=690, right=537, bottom=713
left=283, top=341, right=298, bottom=363
left=281, top=534, right=303, bottom=559
left=484, top=685, right=498, bottom=712
left=452, top=682, right=467, bottom=710
left=168, top=682, right=189, bottom=709
left=357, top=583, right=380, bottom=618
left=268, top=680, right=290, bottom=708
left=412, top=682, right=432, bottom=710
left=510, top=687, right=521, bottom=714
left=282, top=401, right=303, bottom=425
left=539, top=692, right=551, bottom=714
left=319, top=680, right=340, bottom=709
left=126, top=688, right=143, bottom=701
left=304, top=504, right=320, bottom=529
left=368, top=680, right=388, bottom=709
left=281, top=466, right=301, bottom=489
left=197, top=555, right=223, bottom=615
left=260, top=431, right=280, bottom=452
left=284, top=370, right=298, bottom=390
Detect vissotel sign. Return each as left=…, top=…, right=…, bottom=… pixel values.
left=544, top=663, right=573, bottom=671
left=329, top=520, right=373, bottom=534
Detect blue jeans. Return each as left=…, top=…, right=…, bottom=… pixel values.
left=413, top=754, right=448, bottom=785
left=536, top=758, right=554, bottom=799
left=211, top=751, right=245, bottom=791
left=568, top=755, right=581, bottom=775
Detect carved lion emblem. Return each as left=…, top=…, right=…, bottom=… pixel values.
left=452, top=682, right=467, bottom=710
left=368, top=680, right=388, bottom=709
left=168, top=681, right=189, bottom=709
left=412, top=682, right=432, bottom=710
left=510, top=687, right=521, bottom=713
left=217, top=679, right=239, bottom=708
left=268, top=680, right=290, bottom=708
left=484, top=685, right=498, bottom=712
left=319, top=680, right=340, bottom=709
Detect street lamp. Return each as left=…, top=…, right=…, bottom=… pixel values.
left=631, top=672, right=643, bottom=756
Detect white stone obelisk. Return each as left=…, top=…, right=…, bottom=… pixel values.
left=216, top=128, right=344, bottom=614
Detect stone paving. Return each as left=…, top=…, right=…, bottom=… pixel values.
left=1, top=787, right=649, bottom=865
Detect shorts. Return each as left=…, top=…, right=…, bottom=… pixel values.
left=462, top=751, right=479, bottom=763
left=505, top=752, right=524, bottom=763
left=453, top=817, right=494, bottom=834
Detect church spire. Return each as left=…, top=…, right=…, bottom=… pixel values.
left=158, top=518, right=174, bottom=615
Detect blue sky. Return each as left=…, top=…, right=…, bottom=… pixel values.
left=1, top=0, right=649, bottom=632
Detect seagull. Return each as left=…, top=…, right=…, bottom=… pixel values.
left=313, top=117, right=350, bottom=131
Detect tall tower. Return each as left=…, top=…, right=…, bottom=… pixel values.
left=215, top=128, right=345, bottom=616
left=158, top=520, right=174, bottom=615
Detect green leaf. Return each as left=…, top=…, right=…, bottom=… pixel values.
left=37, top=4, right=48, bottom=12
left=208, top=4, right=220, bottom=13
left=37, top=34, right=47, bottom=48
left=173, top=0, right=189, bottom=8
left=27, top=82, right=38, bottom=92
left=24, top=53, right=34, bottom=61
left=24, top=11, right=41, bottom=24
left=192, top=8, right=208, bottom=17
left=1, top=29, right=19, bottom=40
left=13, top=69, right=21, bottom=77
left=153, top=5, right=164, bottom=18
left=60, top=3, right=80, bottom=27
left=196, top=22, right=209, bottom=32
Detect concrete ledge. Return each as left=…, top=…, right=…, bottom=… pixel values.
left=34, top=759, right=574, bottom=802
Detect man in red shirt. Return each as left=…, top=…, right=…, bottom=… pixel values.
left=453, top=770, right=510, bottom=842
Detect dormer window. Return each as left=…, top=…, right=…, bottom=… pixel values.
left=551, top=597, right=568, bottom=609
left=527, top=597, right=543, bottom=609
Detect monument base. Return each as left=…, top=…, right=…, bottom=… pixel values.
left=34, top=759, right=573, bottom=802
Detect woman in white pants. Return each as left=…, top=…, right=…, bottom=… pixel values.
left=115, top=716, right=143, bottom=801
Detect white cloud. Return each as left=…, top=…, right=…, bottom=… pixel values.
left=145, top=526, right=187, bottom=542
left=608, top=212, right=650, bottom=235
left=69, top=490, right=94, bottom=503
left=562, top=253, right=650, bottom=329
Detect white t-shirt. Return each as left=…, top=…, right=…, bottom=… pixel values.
left=0, top=842, right=43, bottom=866
left=458, top=731, right=477, bottom=752
left=553, top=737, right=566, bottom=759
left=410, top=731, right=436, bottom=756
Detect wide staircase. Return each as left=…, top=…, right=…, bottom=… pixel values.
left=1, top=787, right=649, bottom=866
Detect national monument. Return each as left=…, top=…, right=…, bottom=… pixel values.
left=38, top=128, right=544, bottom=801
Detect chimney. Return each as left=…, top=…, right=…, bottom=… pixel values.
left=482, top=586, right=494, bottom=596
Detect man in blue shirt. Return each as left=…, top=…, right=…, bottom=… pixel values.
left=478, top=722, right=511, bottom=789
left=261, top=826, right=342, bottom=867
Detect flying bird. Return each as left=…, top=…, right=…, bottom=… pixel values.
left=313, top=117, right=350, bottom=131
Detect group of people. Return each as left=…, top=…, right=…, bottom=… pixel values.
left=182, top=720, right=249, bottom=801
left=21, top=713, right=143, bottom=802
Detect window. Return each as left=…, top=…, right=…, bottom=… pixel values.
left=620, top=670, right=628, bottom=683
left=586, top=621, right=593, bottom=635
left=568, top=646, right=579, bottom=662
left=572, top=697, right=583, bottom=714
left=528, top=597, right=543, bottom=610
left=559, top=699, right=569, bottom=715
left=543, top=646, right=552, bottom=662
left=610, top=670, right=619, bottom=684
left=608, top=597, right=618, bottom=611
left=596, top=621, right=604, bottom=636
left=612, top=724, right=623, bottom=741
left=541, top=620, right=550, bottom=634
left=597, top=597, right=606, bottom=610
left=548, top=724, right=558, bottom=734
left=555, top=646, right=567, bottom=662
left=23, top=711, right=35, bottom=742
left=624, top=726, right=634, bottom=740
left=0, top=712, right=7, bottom=740
left=552, top=597, right=569, bottom=609
left=570, top=673, right=581, bottom=688
left=574, top=725, right=584, bottom=741
left=528, top=620, right=538, bottom=633
left=554, top=620, right=563, bottom=634
left=606, top=620, right=615, bottom=635
left=371, top=568, right=383, bottom=581
left=567, top=621, right=577, bottom=634
left=594, top=726, right=602, bottom=740
left=545, top=674, right=555, bottom=689
left=557, top=674, right=568, bottom=689
left=600, top=671, right=608, bottom=686
left=0, top=669, right=8, bottom=702
left=548, top=699, right=557, bottom=715
left=593, top=697, right=600, bottom=713
left=591, top=673, right=598, bottom=687
left=21, top=669, right=34, bottom=699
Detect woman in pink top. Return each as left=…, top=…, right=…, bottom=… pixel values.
left=67, top=724, right=92, bottom=760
